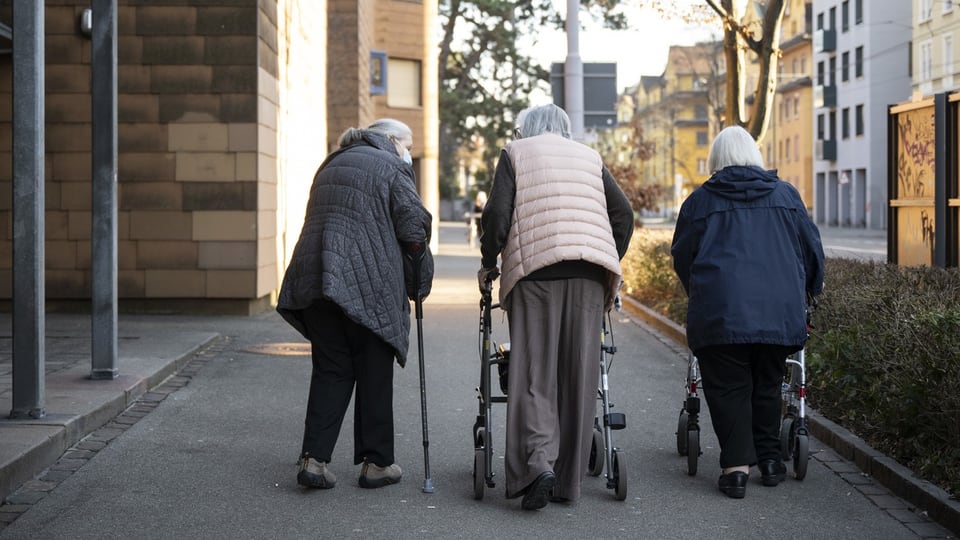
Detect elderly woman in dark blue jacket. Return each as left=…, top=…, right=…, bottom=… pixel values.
left=277, top=118, right=434, bottom=491
left=671, top=125, right=824, bottom=499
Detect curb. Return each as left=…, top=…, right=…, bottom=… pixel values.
left=0, top=334, right=219, bottom=504
left=619, top=296, right=960, bottom=537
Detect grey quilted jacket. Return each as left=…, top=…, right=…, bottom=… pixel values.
left=276, top=131, right=434, bottom=367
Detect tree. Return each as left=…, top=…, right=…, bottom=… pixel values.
left=438, top=1, right=628, bottom=198
left=637, top=0, right=788, bottom=142
left=704, top=0, right=785, bottom=142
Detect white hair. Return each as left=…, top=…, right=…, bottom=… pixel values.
left=515, top=104, right=571, bottom=139
left=338, top=118, right=412, bottom=148
left=707, top=125, right=764, bottom=172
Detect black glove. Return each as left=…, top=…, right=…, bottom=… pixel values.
left=477, top=267, right=499, bottom=294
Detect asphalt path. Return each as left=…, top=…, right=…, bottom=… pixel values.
left=1, top=224, right=921, bottom=540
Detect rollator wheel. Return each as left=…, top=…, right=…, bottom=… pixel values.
left=793, top=433, right=809, bottom=480
left=589, top=428, right=605, bottom=477
left=779, top=415, right=795, bottom=462
left=676, top=410, right=689, bottom=456
left=473, top=447, right=485, bottom=500
left=686, top=428, right=699, bottom=476
left=612, top=449, right=627, bottom=501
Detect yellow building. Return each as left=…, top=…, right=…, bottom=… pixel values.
left=769, top=0, right=814, bottom=209
left=630, top=43, right=720, bottom=215
left=913, top=0, right=960, bottom=96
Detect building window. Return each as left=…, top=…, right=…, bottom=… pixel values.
left=920, top=40, right=934, bottom=82
left=801, top=55, right=807, bottom=76
left=794, top=135, right=799, bottom=160
left=696, top=131, right=708, bottom=146
left=946, top=0, right=954, bottom=14
left=855, top=104, right=864, bottom=136
left=785, top=98, right=791, bottom=119
left=944, top=34, right=954, bottom=86
left=694, top=105, right=708, bottom=119
left=855, top=0, right=863, bottom=23
left=855, top=46, right=864, bottom=77
left=841, top=51, right=849, bottom=81
left=829, top=7, right=836, bottom=30
left=817, top=61, right=825, bottom=85
left=829, top=56, right=836, bottom=85
left=817, top=12, right=824, bottom=30
left=817, top=113, right=825, bottom=139
left=842, top=107, right=850, bottom=139
left=697, top=158, right=708, bottom=175
left=785, top=138, right=791, bottom=161
left=920, top=0, right=933, bottom=22
left=370, top=51, right=387, bottom=95
left=842, top=1, right=849, bottom=31
left=387, top=58, right=422, bottom=108
left=794, top=95, right=800, bottom=119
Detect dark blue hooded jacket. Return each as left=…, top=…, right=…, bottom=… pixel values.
left=671, top=165, right=824, bottom=353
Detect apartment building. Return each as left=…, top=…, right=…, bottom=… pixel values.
left=914, top=0, right=960, bottom=96
left=812, top=0, right=911, bottom=229
left=0, top=1, right=438, bottom=314
left=768, top=0, right=814, bottom=210
left=630, top=43, right=720, bottom=216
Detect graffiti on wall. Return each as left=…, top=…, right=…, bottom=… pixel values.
left=894, top=105, right=937, bottom=265
left=896, top=107, right=936, bottom=199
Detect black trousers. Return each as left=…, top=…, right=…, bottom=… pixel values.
left=300, top=300, right=395, bottom=467
left=696, top=343, right=794, bottom=469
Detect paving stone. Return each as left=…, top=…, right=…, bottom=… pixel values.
left=39, top=469, right=72, bottom=483
left=51, top=458, right=87, bottom=471
left=904, top=520, right=954, bottom=538
left=823, top=460, right=860, bottom=473
left=4, top=491, right=44, bottom=505
left=839, top=472, right=873, bottom=485
left=90, top=428, right=124, bottom=442
left=887, top=507, right=927, bottom=523
left=20, top=480, right=56, bottom=492
left=869, top=494, right=909, bottom=509
left=76, top=440, right=107, bottom=452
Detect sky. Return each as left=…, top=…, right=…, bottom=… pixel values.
left=523, top=1, right=721, bottom=92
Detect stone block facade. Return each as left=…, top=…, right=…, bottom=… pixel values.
left=0, top=0, right=437, bottom=314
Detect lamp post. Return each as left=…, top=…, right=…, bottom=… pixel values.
left=565, top=0, right=583, bottom=141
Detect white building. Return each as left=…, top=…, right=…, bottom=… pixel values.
left=812, top=0, right=912, bottom=229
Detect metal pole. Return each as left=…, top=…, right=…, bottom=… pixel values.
left=934, top=93, right=947, bottom=268
left=90, top=0, right=119, bottom=379
left=10, top=0, right=46, bottom=419
left=564, top=0, right=583, bottom=141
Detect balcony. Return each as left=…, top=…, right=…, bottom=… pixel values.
left=815, top=139, right=837, bottom=161
left=813, top=84, right=837, bottom=108
left=814, top=28, right=836, bottom=53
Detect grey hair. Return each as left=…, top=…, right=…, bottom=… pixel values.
left=707, top=125, right=764, bottom=172
left=338, top=118, right=412, bottom=148
left=515, top=104, right=572, bottom=139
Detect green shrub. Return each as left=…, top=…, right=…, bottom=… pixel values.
left=621, top=228, right=687, bottom=324
left=622, top=231, right=960, bottom=497
left=805, top=258, right=960, bottom=497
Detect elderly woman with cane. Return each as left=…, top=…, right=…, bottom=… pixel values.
left=277, top=118, right=434, bottom=490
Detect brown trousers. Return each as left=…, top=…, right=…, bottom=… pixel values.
left=503, top=278, right=604, bottom=501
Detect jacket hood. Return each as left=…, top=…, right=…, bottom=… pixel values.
left=702, top=165, right=779, bottom=202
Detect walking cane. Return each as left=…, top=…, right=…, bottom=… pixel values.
left=405, top=241, right=434, bottom=493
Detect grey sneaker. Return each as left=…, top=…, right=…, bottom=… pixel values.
left=297, top=457, right=336, bottom=489
left=358, top=461, right=402, bottom=488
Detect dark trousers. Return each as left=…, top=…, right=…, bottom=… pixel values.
left=696, top=344, right=793, bottom=469
left=300, top=300, right=395, bottom=467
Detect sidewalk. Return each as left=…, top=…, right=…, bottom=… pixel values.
left=0, top=221, right=956, bottom=539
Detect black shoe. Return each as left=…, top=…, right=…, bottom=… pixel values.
left=521, top=471, right=556, bottom=510
left=718, top=471, right=748, bottom=499
left=758, top=459, right=786, bottom=486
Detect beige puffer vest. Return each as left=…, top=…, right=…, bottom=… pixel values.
left=499, top=133, right=623, bottom=308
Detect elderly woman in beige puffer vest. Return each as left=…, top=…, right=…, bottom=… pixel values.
left=478, top=104, right=634, bottom=510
